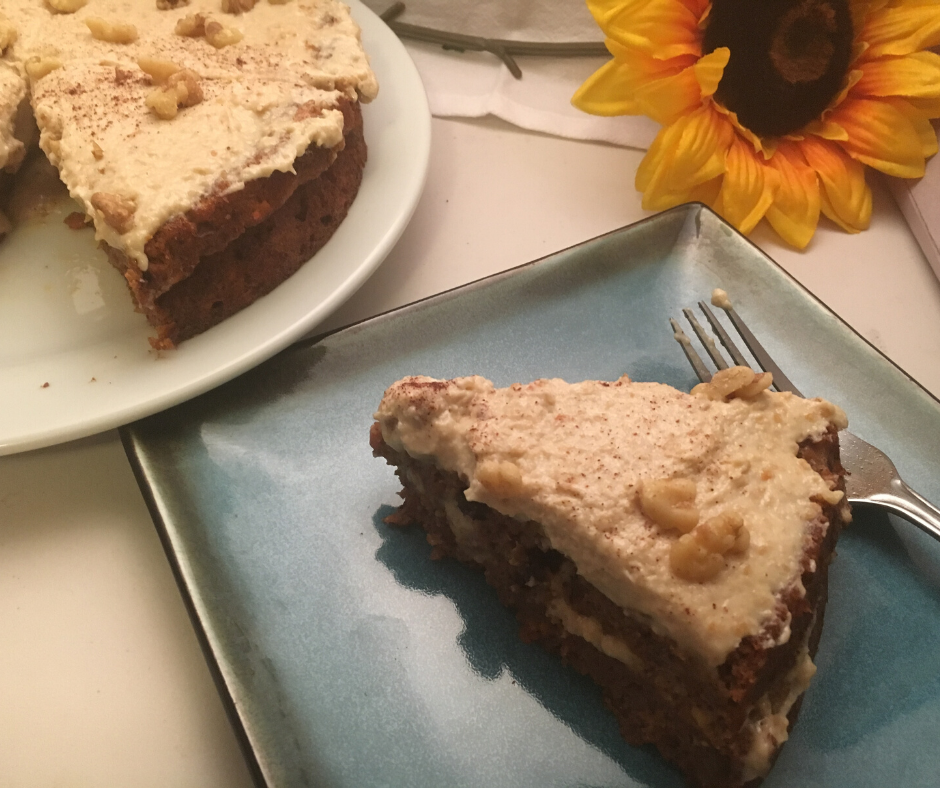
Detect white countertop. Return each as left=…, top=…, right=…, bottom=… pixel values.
left=2, top=115, right=940, bottom=787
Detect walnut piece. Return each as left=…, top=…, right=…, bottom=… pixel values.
left=146, top=68, right=204, bottom=119
left=692, top=366, right=774, bottom=401
left=24, top=56, right=63, bottom=81
left=157, top=0, right=190, bottom=8
left=639, top=478, right=699, bottom=534
left=268, top=0, right=291, bottom=4
left=670, top=512, right=750, bottom=582
left=167, top=68, right=204, bottom=106
left=146, top=87, right=179, bottom=119
left=46, top=0, right=87, bottom=13
left=90, top=192, right=137, bottom=234
left=0, top=15, right=17, bottom=52
left=91, top=140, right=104, bottom=160
left=221, top=0, right=257, bottom=12
left=138, top=57, right=182, bottom=84
left=175, top=13, right=207, bottom=37
left=205, top=19, right=243, bottom=48
left=476, top=459, right=526, bottom=498
left=85, top=18, right=139, bottom=44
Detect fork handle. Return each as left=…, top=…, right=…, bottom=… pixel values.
left=856, top=480, right=940, bottom=543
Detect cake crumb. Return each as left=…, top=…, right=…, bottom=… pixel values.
left=64, top=211, right=88, bottom=229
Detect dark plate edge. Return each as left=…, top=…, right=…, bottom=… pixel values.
left=118, top=201, right=940, bottom=787
left=118, top=426, right=270, bottom=788
left=715, top=210, right=940, bottom=411
left=298, top=204, right=940, bottom=413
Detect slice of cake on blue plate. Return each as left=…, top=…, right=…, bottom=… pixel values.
left=371, top=368, right=850, bottom=788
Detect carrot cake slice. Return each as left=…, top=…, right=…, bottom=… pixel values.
left=370, top=367, right=850, bottom=788
left=0, top=0, right=377, bottom=345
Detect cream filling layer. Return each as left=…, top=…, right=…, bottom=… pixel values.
left=741, top=643, right=817, bottom=781
left=547, top=597, right=644, bottom=673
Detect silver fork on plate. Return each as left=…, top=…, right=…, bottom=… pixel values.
left=670, top=299, right=940, bottom=543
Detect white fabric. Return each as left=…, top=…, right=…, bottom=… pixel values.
left=361, top=0, right=658, bottom=150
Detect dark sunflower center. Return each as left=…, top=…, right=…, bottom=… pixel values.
left=703, top=0, right=853, bottom=137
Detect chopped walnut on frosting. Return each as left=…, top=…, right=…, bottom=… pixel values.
left=175, top=13, right=208, bottom=36
left=46, top=0, right=88, bottom=13
left=639, top=477, right=750, bottom=582
left=670, top=512, right=750, bottom=582
left=639, top=478, right=699, bottom=534
left=145, top=68, right=204, bottom=119
left=157, top=0, right=190, bottom=8
left=0, top=14, right=16, bottom=52
left=476, top=459, right=527, bottom=498
left=90, top=192, right=137, bottom=234
left=138, top=56, right=182, bottom=83
left=221, top=0, right=257, bottom=12
left=24, top=56, right=63, bottom=81
left=175, top=13, right=243, bottom=48
left=85, top=18, right=139, bottom=44
left=205, top=19, right=243, bottom=48
left=692, top=365, right=773, bottom=401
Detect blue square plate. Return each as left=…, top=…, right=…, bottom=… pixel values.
left=123, top=204, right=940, bottom=788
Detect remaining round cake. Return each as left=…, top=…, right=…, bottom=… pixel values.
left=0, top=0, right=377, bottom=346
left=371, top=368, right=850, bottom=788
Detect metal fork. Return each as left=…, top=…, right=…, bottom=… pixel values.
left=670, top=300, right=940, bottom=543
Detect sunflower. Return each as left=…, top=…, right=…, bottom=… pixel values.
left=572, top=0, right=940, bottom=248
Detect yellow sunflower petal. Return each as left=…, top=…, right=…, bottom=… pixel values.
left=909, top=105, right=940, bottom=157
left=572, top=42, right=702, bottom=122
left=714, top=138, right=780, bottom=235
left=829, top=96, right=933, bottom=177
left=716, top=104, right=777, bottom=157
left=687, top=174, right=723, bottom=206
left=627, top=47, right=729, bottom=125
left=693, top=47, right=729, bottom=98
left=855, top=51, right=940, bottom=101
left=861, top=1, right=940, bottom=57
left=764, top=144, right=821, bottom=250
left=572, top=53, right=648, bottom=116
left=849, top=0, right=892, bottom=33
left=801, top=137, right=872, bottom=233
left=636, top=104, right=734, bottom=210
left=803, top=118, right=850, bottom=142
left=594, top=0, right=703, bottom=59
left=906, top=96, right=940, bottom=115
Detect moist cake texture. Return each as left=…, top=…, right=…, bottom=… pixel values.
left=0, top=0, right=377, bottom=344
left=371, top=370, right=850, bottom=787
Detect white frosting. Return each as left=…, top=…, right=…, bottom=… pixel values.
left=711, top=287, right=733, bottom=311
left=376, top=375, right=847, bottom=666
left=0, top=59, right=27, bottom=172
left=1, top=0, right=377, bottom=269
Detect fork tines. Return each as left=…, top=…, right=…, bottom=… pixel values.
left=671, top=300, right=802, bottom=397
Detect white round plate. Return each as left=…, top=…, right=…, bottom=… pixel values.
left=0, top=1, right=430, bottom=456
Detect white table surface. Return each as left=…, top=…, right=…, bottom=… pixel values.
left=3, top=115, right=940, bottom=787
